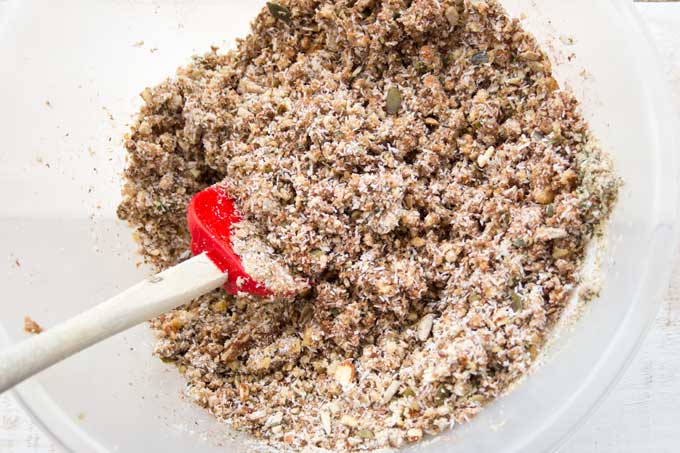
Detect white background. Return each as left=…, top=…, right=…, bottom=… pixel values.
left=1, top=2, right=679, bottom=452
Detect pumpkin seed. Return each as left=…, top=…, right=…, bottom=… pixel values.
left=511, top=292, right=523, bottom=311
left=414, top=60, right=429, bottom=74
left=267, top=2, right=292, bottom=24
left=402, top=387, right=416, bottom=397
left=386, top=86, right=402, bottom=115
left=358, top=429, right=375, bottom=439
left=310, top=248, right=326, bottom=258
left=545, top=204, right=555, bottom=217
left=471, top=51, right=489, bottom=65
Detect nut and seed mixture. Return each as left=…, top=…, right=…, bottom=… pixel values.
left=117, top=0, right=619, bottom=450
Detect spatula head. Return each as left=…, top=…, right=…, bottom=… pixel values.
left=187, top=185, right=272, bottom=297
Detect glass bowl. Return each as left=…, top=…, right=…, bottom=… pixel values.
left=0, top=0, right=677, bottom=451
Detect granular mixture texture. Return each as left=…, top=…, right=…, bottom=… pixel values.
left=117, top=0, right=619, bottom=450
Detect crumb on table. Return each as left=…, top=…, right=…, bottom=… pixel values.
left=23, top=316, right=43, bottom=335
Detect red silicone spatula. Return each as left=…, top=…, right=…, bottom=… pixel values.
left=0, top=185, right=286, bottom=393
left=187, top=185, right=273, bottom=297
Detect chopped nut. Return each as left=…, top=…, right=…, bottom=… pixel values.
left=552, top=247, right=570, bottom=259
left=424, top=117, right=440, bottom=127
left=310, top=248, right=326, bottom=258
left=406, top=428, right=423, bottom=442
left=389, top=433, right=405, bottom=448
left=535, top=227, right=568, bottom=241
left=477, top=146, right=495, bottom=168
left=265, top=412, right=284, bottom=427
left=238, top=383, right=250, bottom=401
left=519, top=50, right=542, bottom=61
left=212, top=300, right=228, bottom=313
left=533, top=188, right=555, bottom=205
left=424, top=212, right=440, bottom=227
left=220, top=333, right=250, bottom=362
left=445, top=6, right=459, bottom=27
left=238, top=78, right=265, bottom=94
left=417, top=314, right=436, bottom=342
left=561, top=169, right=578, bottom=189
left=334, top=361, right=356, bottom=386
left=340, top=415, right=359, bottom=428
left=302, top=324, right=319, bottom=348
left=320, top=411, right=332, bottom=435
left=381, top=380, right=401, bottom=404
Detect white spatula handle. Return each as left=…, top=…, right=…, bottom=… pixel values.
left=0, top=252, right=227, bottom=394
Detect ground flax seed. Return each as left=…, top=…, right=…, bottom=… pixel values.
left=117, top=0, right=619, bottom=450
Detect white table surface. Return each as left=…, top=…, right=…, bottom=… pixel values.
left=1, top=2, right=679, bottom=452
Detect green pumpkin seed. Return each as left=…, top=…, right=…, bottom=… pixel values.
left=357, top=429, right=374, bottom=439
left=386, top=86, right=402, bottom=115
left=267, top=2, right=292, bottom=24
left=434, top=386, right=451, bottom=406
left=511, top=292, right=523, bottom=311
left=471, top=51, right=489, bottom=65
left=513, top=238, right=527, bottom=248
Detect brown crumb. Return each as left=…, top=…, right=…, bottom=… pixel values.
left=24, top=316, right=43, bottom=335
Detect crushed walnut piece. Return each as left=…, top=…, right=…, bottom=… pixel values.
left=117, top=0, right=619, bottom=450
